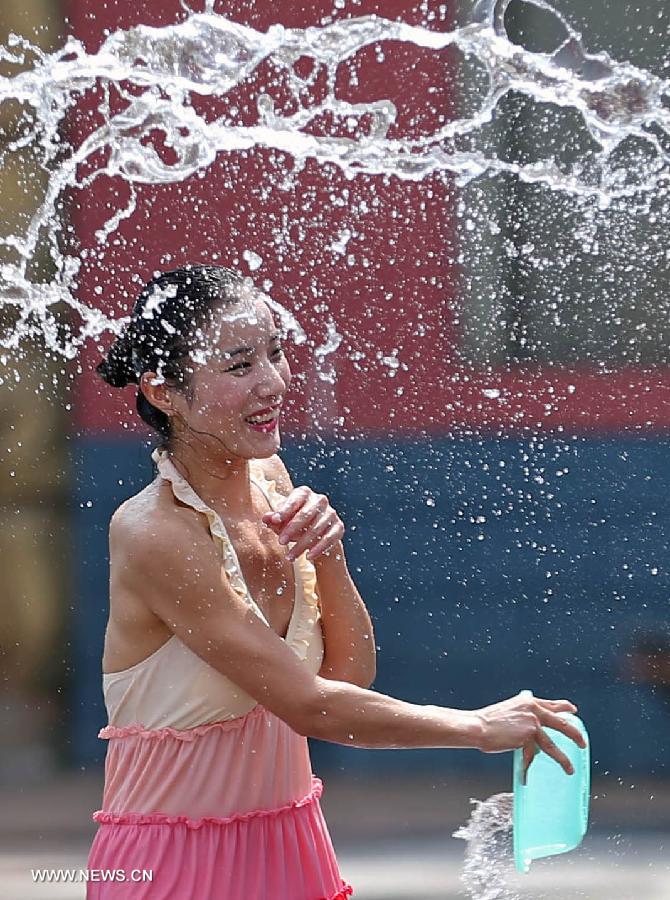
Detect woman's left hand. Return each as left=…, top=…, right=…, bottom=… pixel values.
left=262, top=487, right=344, bottom=562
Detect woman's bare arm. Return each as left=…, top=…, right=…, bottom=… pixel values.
left=110, top=504, right=477, bottom=746
left=110, top=506, right=584, bottom=769
left=261, top=454, right=376, bottom=689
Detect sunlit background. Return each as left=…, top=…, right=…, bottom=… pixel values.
left=1, top=0, right=669, bottom=897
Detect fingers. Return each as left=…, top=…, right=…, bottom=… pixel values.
left=263, top=487, right=312, bottom=529
left=305, top=521, right=345, bottom=561
left=536, top=709, right=587, bottom=749
left=260, top=487, right=343, bottom=562
left=261, top=490, right=322, bottom=540
left=522, top=742, right=537, bottom=785
left=534, top=697, right=578, bottom=715
left=535, top=726, right=574, bottom=775
left=287, top=511, right=338, bottom=562
left=278, top=494, right=327, bottom=543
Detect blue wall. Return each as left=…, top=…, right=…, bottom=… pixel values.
left=69, top=435, right=670, bottom=777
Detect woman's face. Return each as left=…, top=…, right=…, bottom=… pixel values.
left=173, top=296, right=292, bottom=460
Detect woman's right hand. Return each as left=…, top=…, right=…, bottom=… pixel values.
left=473, top=691, right=587, bottom=778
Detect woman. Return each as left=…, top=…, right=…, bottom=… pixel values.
left=88, top=264, right=585, bottom=899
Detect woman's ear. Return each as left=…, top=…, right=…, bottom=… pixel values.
left=139, top=371, right=174, bottom=416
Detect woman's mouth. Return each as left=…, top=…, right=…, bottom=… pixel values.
left=244, top=407, right=280, bottom=433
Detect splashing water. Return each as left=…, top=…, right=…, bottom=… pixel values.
left=1, top=0, right=670, bottom=358
left=453, top=792, right=521, bottom=900
left=313, top=319, right=342, bottom=382
left=0, top=3, right=658, bottom=891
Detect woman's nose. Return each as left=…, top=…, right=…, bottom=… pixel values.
left=256, top=359, right=288, bottom=396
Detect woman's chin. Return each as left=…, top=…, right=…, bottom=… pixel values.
left=244, top=425, right=281, bottom=456
left=254, top=436, right=281, bottom=458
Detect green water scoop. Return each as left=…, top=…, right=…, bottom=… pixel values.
left=512, top=689, right=591, bottom=873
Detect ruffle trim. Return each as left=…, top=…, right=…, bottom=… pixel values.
left=151, top=448, right=254, bottom=608
left=326, top=885, right=354, bottom=900
left=92, top=776, right=323, bottom=829
left=98, top=702, right=265, bottom=741
left=253, top=459, right=322, bottom=661
left=151, top=448, right=321, bottom=662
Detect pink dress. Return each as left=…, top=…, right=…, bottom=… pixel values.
left=86, top=449, right=353, bottom=899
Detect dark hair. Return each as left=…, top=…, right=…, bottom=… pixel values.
left=96, top=264, right=245, bottom=448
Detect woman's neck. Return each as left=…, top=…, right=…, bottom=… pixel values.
left=165, top=442, right=255, bottom=518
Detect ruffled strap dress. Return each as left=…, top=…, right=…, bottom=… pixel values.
left=86, top=448, right=353, bottom=899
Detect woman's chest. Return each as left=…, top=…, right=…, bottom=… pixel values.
left=224, top=522, right=297, bottom=638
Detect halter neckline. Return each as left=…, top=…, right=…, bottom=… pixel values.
left=150, top=447, right=321, bottom=660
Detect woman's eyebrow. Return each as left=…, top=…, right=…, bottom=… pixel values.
left=221, top=346, right=253, bottom=359
left=220, top=334, right=282, bottom=359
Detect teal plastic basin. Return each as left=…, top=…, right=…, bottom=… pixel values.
left=513, top=708, right=590, bottom=873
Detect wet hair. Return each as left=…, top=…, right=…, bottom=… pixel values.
left=96, top=264, right=245, bottom=449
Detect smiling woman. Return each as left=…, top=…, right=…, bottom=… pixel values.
left=96, top=265, right=261, bottom=447
left=90, top=264, right=357, bottom=899
left=88, top=263, right=582, bottom=900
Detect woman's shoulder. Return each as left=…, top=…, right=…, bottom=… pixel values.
left=109, top=476, right=206, bottom=556
left=255, top=453, right=294, bottom=495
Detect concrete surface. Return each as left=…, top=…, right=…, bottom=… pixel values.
left=1, top=767, right=668, bottom=898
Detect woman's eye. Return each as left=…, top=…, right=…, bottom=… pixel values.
left=224, top=362, right=251, bottom=374
left=223, top=348, right=283, bottom=374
